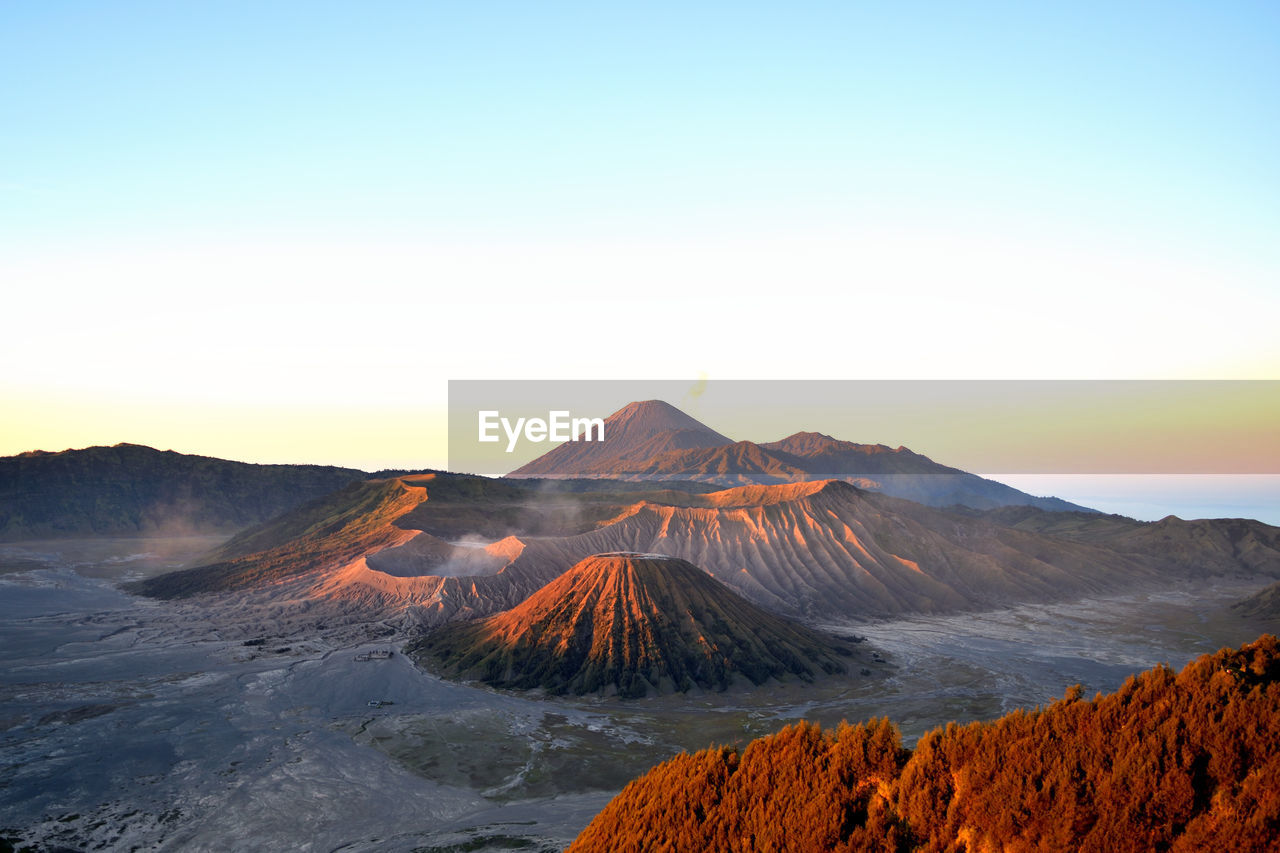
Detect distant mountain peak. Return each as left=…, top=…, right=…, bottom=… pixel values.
left=509, top=400, right=731, bottom=478
left=781, top=430, right=838, bottom=442
left=604, top=400, right=730, bottom=440
left=614, top=399, right=685, bottom=417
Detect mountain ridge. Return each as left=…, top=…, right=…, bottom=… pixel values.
left=131, top=474, right=1280, bottom=634
left=508, top=400, right=1093, bottom=513
left=0, top=443, right=365, bottom=542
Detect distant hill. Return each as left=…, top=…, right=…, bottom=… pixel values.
left=569, top=634, right=1280, bottom=852
left=1235, top=580, right=1280, bottom=619
left=762, top=431, right=1088, bottom=512
left=508, top=401, right=1092, bottom=513
left=961, top=505, right=1280, bottom=578
left=0, top=443, right=364, bottom=541
left=410, top=552, right=868, bottom=697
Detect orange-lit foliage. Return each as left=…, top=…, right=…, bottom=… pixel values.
left=569, top=635, right=1280, bottom=852
left=570, top=718, right=909, bottom=853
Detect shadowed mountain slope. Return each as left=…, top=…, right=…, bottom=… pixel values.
left=0, top=443, right=363, bottom=541
left=1234, top=580, right=1280, bottom=619
left=411, top=552, right=865, bottom=697
left=963, top=505, right=1280, bottom=578
left=569, top=634, right=1280, bottom=852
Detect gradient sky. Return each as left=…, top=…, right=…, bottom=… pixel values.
left=3, top=2, right=1278, bottom=470
left=450, top=381, right=1280, bottom=475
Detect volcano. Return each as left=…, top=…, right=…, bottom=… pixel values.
left=508, top=400, right=733, bottom=478
left=508, top=400, right=1090, bottom=512
left=411, top=552, right=865, bottom=698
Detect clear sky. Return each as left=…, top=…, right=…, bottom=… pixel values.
left=3, top=2, right=1278, bottom=470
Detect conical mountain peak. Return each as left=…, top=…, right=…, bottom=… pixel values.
left=509, top=400, right=731, bottom=478
left=412, top=552, right=868, bottom=697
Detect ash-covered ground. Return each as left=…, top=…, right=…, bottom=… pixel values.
left=1, top=539, right=1275, bottom=852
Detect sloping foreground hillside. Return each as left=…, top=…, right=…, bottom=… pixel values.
left=569, top=635, right=1280, bottom=853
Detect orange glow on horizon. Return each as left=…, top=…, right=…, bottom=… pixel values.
left=1, top=389, right=448, bottom=471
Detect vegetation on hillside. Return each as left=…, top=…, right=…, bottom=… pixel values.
left=570, top=635, right=1280, bottom=852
